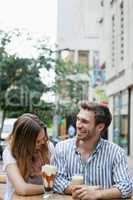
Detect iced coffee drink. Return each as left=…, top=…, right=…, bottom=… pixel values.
left=71, top=175, right=84, bottom=185
left=42, top=164, right=57, bottom=199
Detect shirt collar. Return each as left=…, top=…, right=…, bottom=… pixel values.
left=74, top=137, right=104, bottom=155
left=94, top=137, right=104, bottom=153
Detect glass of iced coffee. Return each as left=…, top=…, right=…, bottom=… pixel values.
left=71, top=174, right=84, bottom=185
left=71, top=174, right=84, bottom=200
left=42, top=164, right=57, bottom=199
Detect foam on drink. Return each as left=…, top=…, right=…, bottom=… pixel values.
left=42, top=165, right=57, bottom=176
left=42, top=164, right=57, bottom=191
left=71, top=175, right=83, bottom=185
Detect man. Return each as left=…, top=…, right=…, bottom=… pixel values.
left=53, top=101, right=133, bottom=199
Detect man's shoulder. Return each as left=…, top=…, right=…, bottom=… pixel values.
left=102, top=139, right=125, bottom=154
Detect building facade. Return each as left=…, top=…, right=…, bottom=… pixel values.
left=99, top=0, right=133, bottom=155
left=57, top=0, right=100, bottom=51
left=57, top=0, right=101, bottom=72
left=57, top=0, right=103, bottom=101
left=56, top=0, right=101, bottom=137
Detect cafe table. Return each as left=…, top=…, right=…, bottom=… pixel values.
left=0, top=184, right=73, bottom=200
left=0, top=183, right=132, bottom=200
left=13, top=193, right=133, bottom=200
left=13, top=193, right=73, bottom=200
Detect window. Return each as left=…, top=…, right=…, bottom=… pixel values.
left=112, top=16, right=115, bottom=67
left=101, top=0, right=104, bottom=7
left=120, top=1, right=124, bottom=62
left=78, top=50, right=89, bottom=67
left=113, top=90, right=129, bottom=154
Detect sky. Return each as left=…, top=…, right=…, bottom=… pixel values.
left=0, top=0, right=57, bottom=42
left=0, top=0, right=57, bottom=102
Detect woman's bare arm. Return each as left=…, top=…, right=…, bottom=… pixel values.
left=6, top=164, right=44, bottom=196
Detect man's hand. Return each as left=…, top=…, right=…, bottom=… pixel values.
left=72, top=185, right=102, bottom=200
left=64, top=185, right=76, bottom=194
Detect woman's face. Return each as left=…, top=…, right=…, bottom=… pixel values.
left=35, top=128, right=46, bottom=150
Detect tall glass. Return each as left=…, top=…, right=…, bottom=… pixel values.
left=42, top=164, right=57, bottom=199
left=71, top=174, right=84, bottom=185
left=71, top=174, right=84, bottom=200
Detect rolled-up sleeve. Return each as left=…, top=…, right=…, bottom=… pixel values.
left=112, top=149, right=133, bottom=198
left=53, top=142, right=70, bottom=193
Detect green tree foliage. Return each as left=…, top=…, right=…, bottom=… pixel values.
left=55, top=58, right=89, bottom=118
left=0, top=30, right=55, bottom=127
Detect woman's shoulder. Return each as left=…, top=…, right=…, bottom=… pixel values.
left=3, top=145, right=11, bottom=157
left=3, top=145, right=16, bottom=171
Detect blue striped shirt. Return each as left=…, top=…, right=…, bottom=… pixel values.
left=53, top=137, right=133, bottom=198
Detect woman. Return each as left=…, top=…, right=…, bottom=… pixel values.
left=3, top=113, right=54, bottom=200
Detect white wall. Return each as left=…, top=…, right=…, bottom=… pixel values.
left=105, top=0, right=133, bottom=96
left=108, top=96, right=113, bottom=143
left=101, top=0, right=133, bottom=155
left=57, top=0, right=100, bottom=50
left=130, top=88, right=133, bottom=156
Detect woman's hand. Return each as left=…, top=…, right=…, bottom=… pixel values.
left=72, top=185, right=102, bottom=200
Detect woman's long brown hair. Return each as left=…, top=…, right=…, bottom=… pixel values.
left=10, top=114, right=50, bottom=181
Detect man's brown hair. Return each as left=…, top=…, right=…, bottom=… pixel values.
left=79, top=101, right=112, bottom=133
